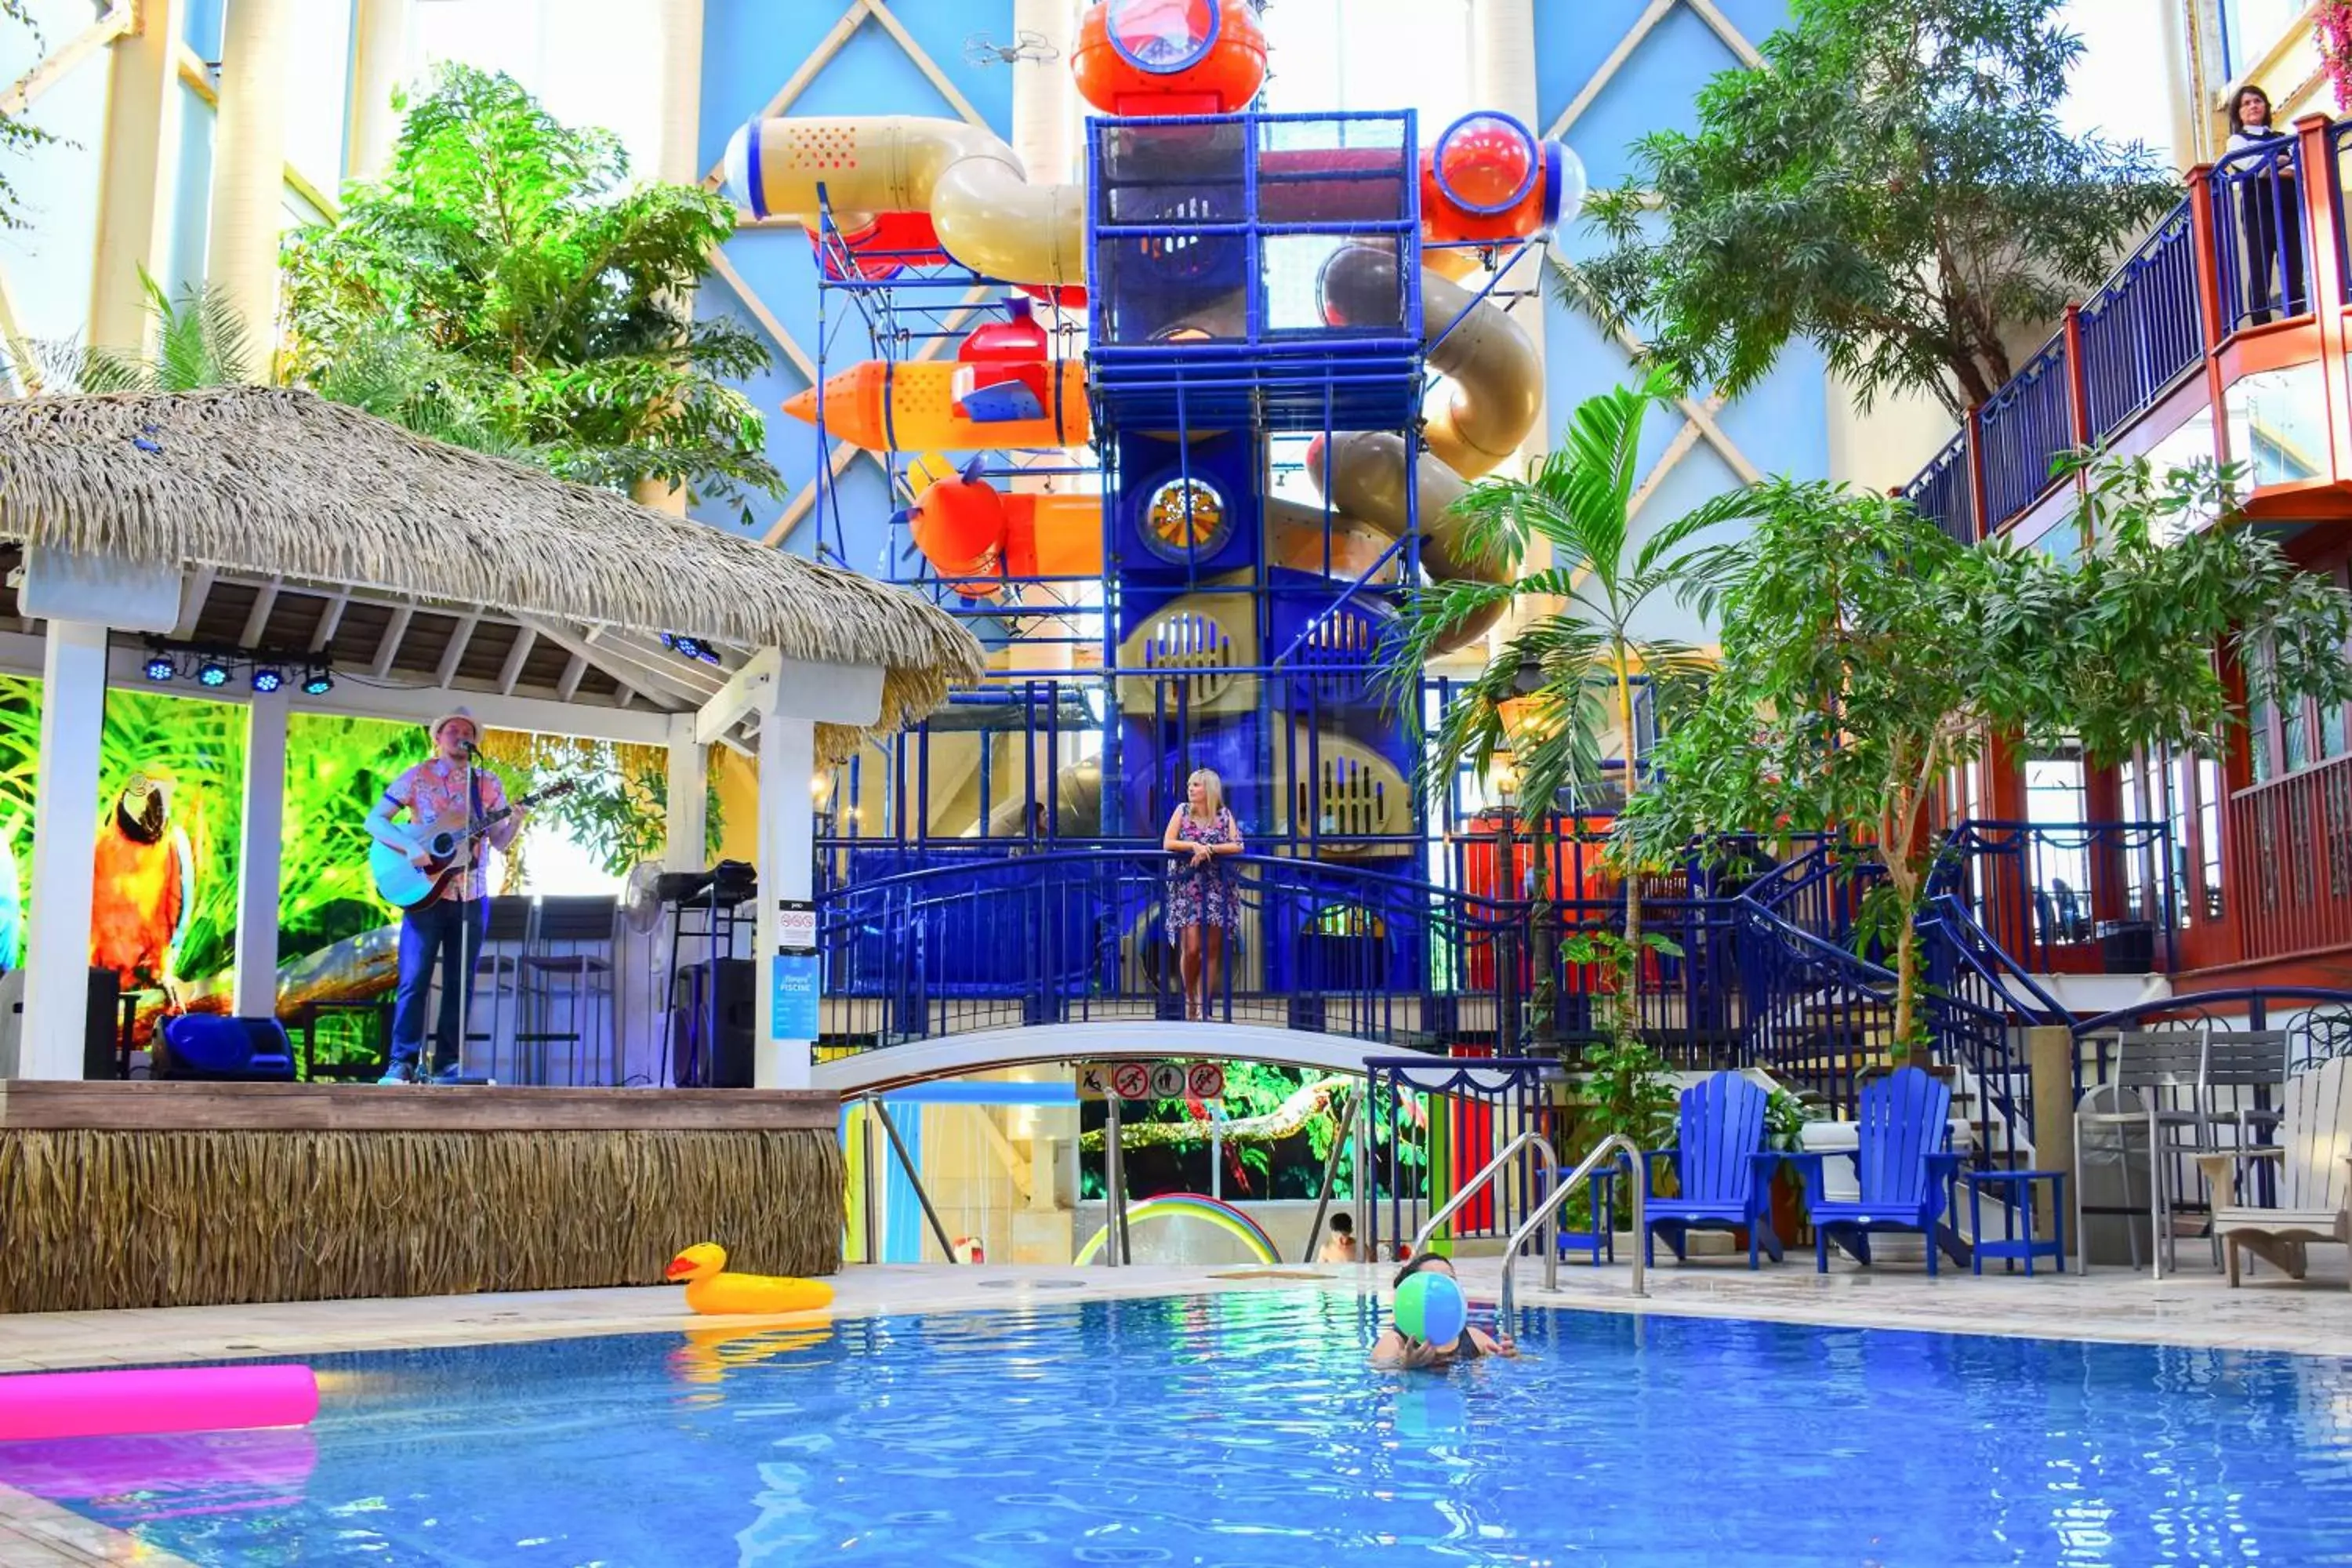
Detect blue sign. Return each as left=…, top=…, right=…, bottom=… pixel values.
left=771, top=953, right=821, bottom=1040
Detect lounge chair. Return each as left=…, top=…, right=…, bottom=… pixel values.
left=1789, top=1065, right=1968, bottom=1276
left=2195, top=1055, right=2352, bottom=1287
left=1628, top=1070, right=1784, bottom=1269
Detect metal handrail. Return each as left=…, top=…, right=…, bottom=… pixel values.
left=1409, top=1131, right=1559, bottom=1260
left=1501, top=1134, right=1646, bottom=1323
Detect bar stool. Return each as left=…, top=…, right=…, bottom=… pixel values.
left=2074, top=1028, right=2205, bottom=1276
left=463, top=896, right=534, bottom=1082
left=522, top=895, right=619, bottom=1086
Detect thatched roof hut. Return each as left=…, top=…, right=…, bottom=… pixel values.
left=0, top=386, right=983, bottom=754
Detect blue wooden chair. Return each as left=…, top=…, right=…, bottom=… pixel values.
left=1788, top=1066, right=1969, bottom=1276
left=1628, top=1071, right=1784, bottom=1269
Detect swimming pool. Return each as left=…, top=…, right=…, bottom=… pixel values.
left=5, top=1292, right=2350, bottom=1566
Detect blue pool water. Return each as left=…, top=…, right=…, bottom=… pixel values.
left=5, top=1293, right=2351, bottom=1566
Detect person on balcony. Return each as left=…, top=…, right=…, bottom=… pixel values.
left=2228, top=85, right=2304, bottom=328
left=1163, top=767, right=1243, bottom=1020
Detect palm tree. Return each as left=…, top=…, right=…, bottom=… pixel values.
left=1388, top=376, right=1762, bottom=1040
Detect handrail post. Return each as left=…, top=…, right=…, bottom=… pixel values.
left=2062, top=302, right=2092, bottom=513
left=1963, top=401, right=1990, bottom=542
left=2184, top=163, right=2234, bottom=468
left=2292, top=114, right=2352, bottom=485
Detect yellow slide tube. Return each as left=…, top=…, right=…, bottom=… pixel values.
left=724, top=116, right=1087, bottom=289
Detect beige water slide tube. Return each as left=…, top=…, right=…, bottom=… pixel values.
left=725, top=118, right=1542, bottom=648
left=726, top=116, right=1087, bottom=289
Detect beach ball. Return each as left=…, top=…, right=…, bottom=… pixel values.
left=1392, top=1270, right=1468, bottom=1346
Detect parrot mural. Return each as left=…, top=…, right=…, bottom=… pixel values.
left=89, top=773, right=194, bottom=993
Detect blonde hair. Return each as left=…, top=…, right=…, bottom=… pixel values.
left=1186, top=768, right=1226, bottom=821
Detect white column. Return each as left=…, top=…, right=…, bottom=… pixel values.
left=664, top=712, right=709, bottom=873
left=630, top=0, right=706, bottom=517
left=345, top=0, right=412, bottom=181
left=206, top=0, right=292, bottom=372
left=18, top=623, right=111, bottom=1080
left=1471, top=0, right=1547, bottom=458
left=233, top=686, right=289, bottom=1018
left=88, top=0, right=183, bottom=353
left=753, top=710, right=816, bottom=1090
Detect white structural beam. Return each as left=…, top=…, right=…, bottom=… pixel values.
left=232, top=686, right=289, bottom=1017
left=665, top=712, right=710, bottom=873
left=495, top=626, right=538, bottom=695
left=523, top=617, right=716, bottom=710
left=236, top=578, right=281, bottom=647
left=87, top=0, right=183, bottom=356
left=435, top=613, right=479, bottom=687
left=17, top=622, right=110, bottom=1078
left=0, top=631, right=675, bottom=745
left=345, top=0, right=410, bottom=180
left=370, top=604, right=413, bottom=677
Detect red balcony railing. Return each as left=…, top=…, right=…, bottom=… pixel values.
left=2227, top=753, right=2352, bottom=962
left=1902, top=114, right=2350, bottom=539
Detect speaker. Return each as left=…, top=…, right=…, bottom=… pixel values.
left=84, top=968, right=121, bottom=1080
left=155, top=1014, right=297, bottom=1081
left=673, top=958, right=754, bottom=1088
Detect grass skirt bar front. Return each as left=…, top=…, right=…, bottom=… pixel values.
left=0, top=1083, right=844, bottom=1312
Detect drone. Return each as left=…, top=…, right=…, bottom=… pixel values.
left=964, top=30, right=1059, bottom=67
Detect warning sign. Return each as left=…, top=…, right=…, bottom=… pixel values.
left=1075, top=1059, right=1224, bottom=1101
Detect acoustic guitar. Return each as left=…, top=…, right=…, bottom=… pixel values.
left=368, top=781, right=577, bottom=910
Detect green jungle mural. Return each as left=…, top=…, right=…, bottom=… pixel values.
left=0, top=680, right=684, bottom=1073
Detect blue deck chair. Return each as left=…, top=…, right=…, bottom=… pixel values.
left=1788, top=1066, right=1969, bottom=1276
left=1628, top=1071, right=1784, bottom=1269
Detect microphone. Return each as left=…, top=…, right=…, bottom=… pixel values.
left=457, top=739, right=478, bottom=756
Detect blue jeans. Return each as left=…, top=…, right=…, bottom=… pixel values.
left=390, top=897, right=487, bottom=1074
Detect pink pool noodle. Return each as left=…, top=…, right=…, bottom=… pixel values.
left=0, top=1365, right=318, bottom=1442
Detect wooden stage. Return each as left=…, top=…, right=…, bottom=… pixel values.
left=0, top=1082, right=846, bottom=1314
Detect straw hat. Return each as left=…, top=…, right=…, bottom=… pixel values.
left=429, top=707, right=479, bottom=742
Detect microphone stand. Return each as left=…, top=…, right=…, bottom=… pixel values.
left=455, top=742, right=480, bottom=1086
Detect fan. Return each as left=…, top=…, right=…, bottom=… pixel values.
left=621, top=861, right=667, bottom=934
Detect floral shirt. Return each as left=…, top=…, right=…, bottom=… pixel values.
left=384, top=757, right=513, bottom=901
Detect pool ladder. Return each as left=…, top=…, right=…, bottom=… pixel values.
left=1407, top=1131, right=1647, bottom=1328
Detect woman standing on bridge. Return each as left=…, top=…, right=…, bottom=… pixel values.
left=1164, top=768, right=1243, bottom=1021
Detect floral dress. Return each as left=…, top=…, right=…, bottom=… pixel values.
left=1167, top=808, right=1240, bottom=938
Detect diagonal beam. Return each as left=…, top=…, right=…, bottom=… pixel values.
left=236, top=578, right=281, bottom=647
left=308, top=590, right=349, bottom=653
left=699, top=0, right=867, bottom=187
left=1545, top=0, right=1675, bottom=142
left=496, top=626, right=538, bottom=695
left=371, top=604, right=414, bottom=677
left=704, top=248, right=821, bottom=383
left=521, top=616, right=714, bottom=709
left=0, top=2, right=133, bottom=120
left=1625, top=397, right=1722, bottom=522
left=556, top=653, right=589, bottom=702
left=171, top=567, right=216, bottom=640
left=1685, top=0, right=1765, bottom=67
left=859, top=0, right=990, bottom=130
left=435, top=613, right=480, bottom=687
left=0, top=263, right=42, bottom=396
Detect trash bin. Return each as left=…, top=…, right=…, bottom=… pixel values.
left=2096, top=919, right=2156, bottom=975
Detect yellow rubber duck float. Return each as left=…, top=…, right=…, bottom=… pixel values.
left=663, top=1243, right=834, bottom=1316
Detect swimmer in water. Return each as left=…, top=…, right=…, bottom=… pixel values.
left=1369, top=1254, right=1516, bottom=1369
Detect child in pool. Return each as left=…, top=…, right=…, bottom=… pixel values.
left=1369, top=1254, right=1516, bottom=1369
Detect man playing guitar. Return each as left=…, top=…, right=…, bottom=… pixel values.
left=365, top=709, right=525, bottom=1084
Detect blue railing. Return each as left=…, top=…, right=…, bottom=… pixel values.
left=2210, top=135, right=2313, bottom=337
left=1974, top=334, right=2076, bottom=527
left=1921, top=894, right=2066, bottom=1171
left=818, top=848, right=1523, bottom=1050
left=1902, top=428, right=1976, bottom=545
left=1936, top=818, right=2178, bottom=975
left=2077, top=198, right=2202, bottom=439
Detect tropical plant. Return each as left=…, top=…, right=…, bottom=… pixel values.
left=1566, top=0, right=2177, bottom=416
left=23, top=270, right=535, bottom=464
left=281, top=64, right=779, bottom=514
left=1385, top=377, right=1759, bottom=1040
left=0, top=2, right=62, bottom=232
left=487, top=732, right=723, bottom=876
left=1620, top=458, right=2352, bottom=1055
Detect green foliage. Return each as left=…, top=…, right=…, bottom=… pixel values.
left=1567, top=0, right=2176, bottom=414
left=278, top=713, right=426, bottom=957
left=492, top=733, right=722, bottom=876
left=1621, top=458, right=2352, bottom=1051
left=1764, top=1087, right=1817, bottom=1153
left=0, top=2, right=63, bottom=233
left=33, top=270, right=252, bottom=394
left=1386, top=377, right=1752, bottom=823
left=281, top=64, right=779, bottom=514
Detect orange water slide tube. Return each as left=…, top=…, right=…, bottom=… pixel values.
left=783, top=360, right=1093, bottom=452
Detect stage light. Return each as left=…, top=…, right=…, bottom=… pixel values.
left=301, top=666, right=334, bottom=695
left=661, top=631, right=714, bottom=663
left=195, top=658, right=231, bottom=688
left=251, top=666, right=285, bottom=694
left=142, top=652, right=176, bottom=683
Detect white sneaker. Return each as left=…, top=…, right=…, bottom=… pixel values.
left=377, top=1065, right=412, bottom=1085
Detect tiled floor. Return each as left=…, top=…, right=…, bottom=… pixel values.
left=1, top=1253, right=2346, bottom=1564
